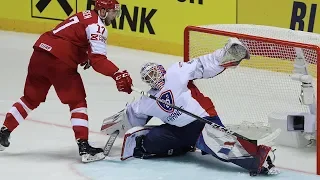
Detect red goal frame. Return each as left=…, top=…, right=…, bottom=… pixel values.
left=184, top=25, right=320, bottom=175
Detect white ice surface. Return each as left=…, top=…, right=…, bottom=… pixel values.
left=0, top=30, right=319, bottom=180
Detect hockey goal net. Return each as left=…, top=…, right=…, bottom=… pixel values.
left=184, top=24, right=320, bottom=173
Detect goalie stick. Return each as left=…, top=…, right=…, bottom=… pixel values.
left=131, top=86, right=280, bottom=146
left=103, top=130, right=119, bottom=156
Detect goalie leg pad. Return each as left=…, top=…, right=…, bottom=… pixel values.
left=196, top=116, right=232, bottom=162
left=196, top=116, right=277, bottom=175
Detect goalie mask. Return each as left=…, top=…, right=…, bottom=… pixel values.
left=140, top=62, right=166, bottom=90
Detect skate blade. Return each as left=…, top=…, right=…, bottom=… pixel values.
left=81, top=152, right=105, bottom=163
left=0, top=144, right=6, bottom=151
left=268, top=167, right=281, bottom=175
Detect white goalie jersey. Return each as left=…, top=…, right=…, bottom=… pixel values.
left=126, top=49, right=227, bottom=127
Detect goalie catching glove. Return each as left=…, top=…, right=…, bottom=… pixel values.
left=219, top=38, right=250, bottom=68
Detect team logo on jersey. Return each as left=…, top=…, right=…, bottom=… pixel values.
left=157, top=90, right=174, bottom=113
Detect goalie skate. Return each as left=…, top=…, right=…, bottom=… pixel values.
left=251, top=156, right=280, bottom=176
left=77, top=139, right=105, bottom=163
left=250, top=147, right=280, bottom=176
left=260, top=150, right=280, bottom=176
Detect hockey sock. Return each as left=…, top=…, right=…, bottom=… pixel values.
left=69, top=102, right=89, bottom=140
left=3, top=98, right=33, bottom=132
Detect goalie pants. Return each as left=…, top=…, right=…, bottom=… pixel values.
left=3, top=49, right=89, bottom=140
left=142, top=116, right=223, bottom=157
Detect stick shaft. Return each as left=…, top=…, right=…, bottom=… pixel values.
left=131, top=86, right=257, bottom=145
left=103, top=130, right=120, bottom=156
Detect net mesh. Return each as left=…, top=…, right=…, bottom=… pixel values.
left=186, top=24, right=320, bottom=130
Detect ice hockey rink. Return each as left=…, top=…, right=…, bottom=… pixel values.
left=0, top=30, right=320, bottom=180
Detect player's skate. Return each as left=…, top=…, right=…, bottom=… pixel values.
left=0, top=126, right=11, bottom=151
left=250, top=145, right=280, bottom=176
left=77, top=139, right=105, bottom=163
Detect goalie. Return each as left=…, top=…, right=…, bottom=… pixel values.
left=102, top=38, right=279, bottom=176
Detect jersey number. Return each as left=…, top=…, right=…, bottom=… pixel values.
left=96, top=24, right=105, bottom=34
left=53, top=16, right=80, bottom=34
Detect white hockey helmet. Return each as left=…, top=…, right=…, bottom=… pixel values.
left=140, top=62, right=166, bottom=90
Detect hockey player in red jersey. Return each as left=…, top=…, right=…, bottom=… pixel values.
left=0, top=0, right=132, bottom=163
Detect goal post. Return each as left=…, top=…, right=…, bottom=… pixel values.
left=184, top=24, right=320, bottom=174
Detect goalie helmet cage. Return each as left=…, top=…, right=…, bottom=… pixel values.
left=184, top=24, right=320, bottom=174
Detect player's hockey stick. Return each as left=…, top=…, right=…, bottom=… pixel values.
left=103, top=130, right=119, bottom=156
left=131, top=86, right=258, bottom=145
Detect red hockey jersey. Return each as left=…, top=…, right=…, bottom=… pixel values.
left=33, top=10, right=119, bottom=77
